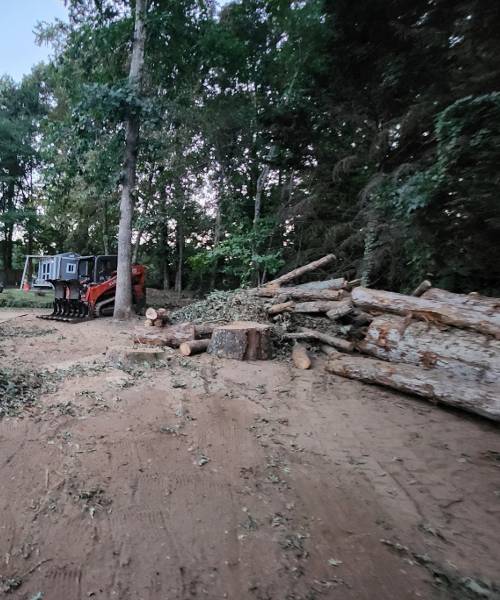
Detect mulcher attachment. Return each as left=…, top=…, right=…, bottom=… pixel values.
left=38, top=279, right=92, bottom=323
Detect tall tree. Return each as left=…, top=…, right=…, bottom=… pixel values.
left=114, top=0, right=147, bottom=319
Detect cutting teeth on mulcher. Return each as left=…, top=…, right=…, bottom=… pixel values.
left=39, top=299, right=92, bottom=323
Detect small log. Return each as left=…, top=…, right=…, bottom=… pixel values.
left=179, top=339, right=210, bottom=356
left=134, top=322, right=195, bottom=348
left=291, top=278, right=346, bottom=291
left=268, top=301, right=295, bottom=316
left=326, top=299, right=353, bottom=321
left=208, top=321, right=272, bottom=360
left=325, top=353, right=500, bottom=422
left=320, top=344, right=339, bottom=357
left=264, top=254, right=336, bottom=288
left=283, top=327, right=354, bottom=352
left=277, top=289, right=346, bottom=302
left=293, top=301, right=343, bottom=314
left=292, top=343, right=312, bottom=369
left=351, top=287, right=500, bottom=338
left=359, top=314, right=500, bottom=384
left=144, top=319, right=154, bottom=327
left=412, top=280, right=432, bottom=297
left=145, top=307, right=159, bottom=321
left=194, top=323, right=216, bottom=338
left=154, top=318, right=165, bottom=328
left=157, top=308, right=168, bottom=318
left=346, top=278, right=361, bottom=289
left=257, top=287, right=344, bottom=300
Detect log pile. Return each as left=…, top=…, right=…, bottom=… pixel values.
left=135, top=254, right=500, bottom=421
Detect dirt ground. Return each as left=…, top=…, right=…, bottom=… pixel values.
left=1, top=309, right=499, bottom=600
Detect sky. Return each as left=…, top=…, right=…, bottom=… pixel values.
left=0, top=0, right=68, bottom=82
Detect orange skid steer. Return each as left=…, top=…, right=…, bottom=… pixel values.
left=39, top=255, right=146, bottom=323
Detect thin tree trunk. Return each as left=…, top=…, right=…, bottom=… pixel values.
left=113, top=0, right=147, bottom=320
left=174, top=221, right=184, bottom=294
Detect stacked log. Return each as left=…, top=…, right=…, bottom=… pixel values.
left=323, top=286, right=500, bottom=422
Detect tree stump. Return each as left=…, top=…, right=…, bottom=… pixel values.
left=208, top=321, right=272, bottom=360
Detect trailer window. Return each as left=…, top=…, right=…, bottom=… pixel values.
left=67, top=264, right=76, bottom=274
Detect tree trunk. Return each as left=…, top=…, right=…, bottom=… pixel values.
left=351, top=287, right=500, bottom=338
left=325, top=353, right=500, bottom=422
left=359, top=315, right=500, bottom=384
left=174, top=220, right=184, bottom=293
left=422, top=288, right=500, bottom=315
left=113, top=0, right=147, bottom=321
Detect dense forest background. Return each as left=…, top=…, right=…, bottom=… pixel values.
left=1, top=0, right=500, bottom=294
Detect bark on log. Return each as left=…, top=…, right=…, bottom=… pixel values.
left=283, top=327, right=354, bottom=352
left=359, top=315, right=500, bottom=384
left=412, top=280, right=432, bottom=297
left=291, top=278, right=346, bottom=291
left=293, top=301, right=344, bottom=314
left=268, top=301, right=295, bottom=316
left=194, top=323, right=216, bottom=338
left=321, top=344, right=339, bottom=357
left=154, top=318, right=165, bottom=328
left=326, top=299, right=353, bottom=321
left=422, top=288, right=500, bottom=316
left=179, top=339, right=210, bottom=356
left=292, top=343, right=311, bottom=369
left=208, top=321, right=272, bottom=360
left=258, top=287, right=345, bottom=300
left=134, top=322, right=195, bottom=347
left=264, top=254, right=336, bottom=288
left=352, top=287, right=500, bottom=338
left=325, top=353, right=500, bottom=422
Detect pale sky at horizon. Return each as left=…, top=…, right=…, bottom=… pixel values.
left=0, top=0, right=68, bottom=82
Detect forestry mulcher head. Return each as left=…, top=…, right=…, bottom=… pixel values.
left=38, top=255, right=146, bottom=323
left=39, top=279, right=91, bottom=322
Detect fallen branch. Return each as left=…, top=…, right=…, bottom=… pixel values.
left=283, top=327, right=354, bottom=352
left=264, top=254, right=336, bottom=288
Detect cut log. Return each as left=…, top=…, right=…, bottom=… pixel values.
left=134, top=322, right=195, bottom=348
left=291, top=278, right=346, bottom=291
left=179, top=339, right=210, bottom=356
left=326, top=299, right=353, bottom=321
left=293, top=301, right=343, bottom=314
left=351, top=287, right=500, bottom=338
left=412, top=280, right=432, bottom=297
left=422, top=288, right=500, bottom=316
left=325, top=353, right=500, bottom=422
left=144, top=319, right=153, bottom=327
left=208, top=321, right=272, bottom=360
left=194, top=323, right=216, bottom=338
left=145, top=307, right=159, bottom=321
left=268, top=301, right=295, bottom=316
left=359, top=315, right=500, bottom=384
left=283, top=327, right=354, bottom=352
left=157, top=308, right=168, bottom=318
left=320, top=344, right=339, bottom=357
left=264, top=254, right=336, bottom=288
left=346, top=278, right=361, bottom=289
left=154, top=318, right=165, bottom=328
left=276, top=289, right=346, bottom=302
left=292, top=343, right=311, bottom=369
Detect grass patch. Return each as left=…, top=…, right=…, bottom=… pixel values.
left=0, top=288, right=53, bottom=308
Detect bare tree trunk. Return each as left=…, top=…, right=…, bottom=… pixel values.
left=113, top=0, right=147, bottom=320
left=174, top=221, right=184, bottom=294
